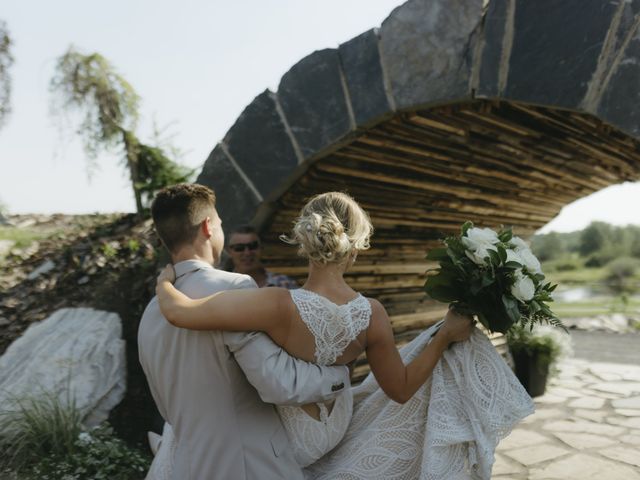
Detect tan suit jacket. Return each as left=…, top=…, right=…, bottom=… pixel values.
left=138, top=259, right=349, bottom=480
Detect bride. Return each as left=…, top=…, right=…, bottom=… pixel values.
left=155, top=192, right=533, bottom=478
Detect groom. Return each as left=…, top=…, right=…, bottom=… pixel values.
left=138, top=183, right=350, bottom=479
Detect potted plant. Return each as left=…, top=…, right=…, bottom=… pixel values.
left=507, top=325, right=572, bottom=397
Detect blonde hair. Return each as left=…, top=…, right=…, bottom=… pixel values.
left=282, top=192, right=373, bottom=264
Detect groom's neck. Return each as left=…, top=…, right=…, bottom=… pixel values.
left=172, top=244, right=215, bottom=267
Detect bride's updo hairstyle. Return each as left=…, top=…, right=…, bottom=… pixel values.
left=282, top=192, right=373, bottom=264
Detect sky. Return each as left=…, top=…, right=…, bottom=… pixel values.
left=1, top=0, right=639, bottom=234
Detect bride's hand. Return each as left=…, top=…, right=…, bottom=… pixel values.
left=439, top=308, right=475, bottom=345
left=157, top=264, right=176, bottom=286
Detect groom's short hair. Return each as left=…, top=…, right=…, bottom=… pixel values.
left=151, top=183, right=216, bottom=253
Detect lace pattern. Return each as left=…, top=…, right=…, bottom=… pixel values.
left=147, top=323, right=534, bottom=479
left=305, top=324, right=534, bottom=479
left=278, top=389, right=353, bottom=467
left=290, top=289, right=371, bottom=365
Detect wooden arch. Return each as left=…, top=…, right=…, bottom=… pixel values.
left=196, top=0, right=640, bottom=377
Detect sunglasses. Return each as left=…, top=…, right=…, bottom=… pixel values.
left=228, top=241, right=260, bottom=253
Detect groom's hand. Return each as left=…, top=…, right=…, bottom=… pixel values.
left=439, top=308, right=474, bottom=345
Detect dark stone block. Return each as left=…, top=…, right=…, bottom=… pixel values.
left=378, top=0, right=481, bottom=111
left=223, top=90, right=299, bottom=198
left=598, top=31, right=640, bottom=138
left=582, top=0, right=640, bottom=112
left=505, top=0, right=618, bottom=108
left=476, top=0, right=510, bottom=97
left=277, top=49, right=353, bottom=160
left=339, top=29, right=392, bottom=127
left=195, top=145, right=260, bottom=227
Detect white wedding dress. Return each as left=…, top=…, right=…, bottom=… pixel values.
left=146, top=290, right=534, bottom=480
left=277, top=288, right=371, bottom=467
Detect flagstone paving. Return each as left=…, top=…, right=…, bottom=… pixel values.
left=494, top=358, right=640, bottom=479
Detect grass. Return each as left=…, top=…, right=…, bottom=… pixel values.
left=552, top=297, right=640, bottom=318
left=0, top=390, right=150, bottom=479
left=0, top=225, right=59, bottom=249
left=544, top=267, right=609, bottom=285
left=0, top=391, right=83, bottom=472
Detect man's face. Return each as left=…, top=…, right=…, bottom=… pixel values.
left=227, top=232, right=262, bottom=273
left=208, top=208, right=225, bottom=265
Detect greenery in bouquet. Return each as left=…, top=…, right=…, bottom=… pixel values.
left=425, top=221, right=564, bottom=334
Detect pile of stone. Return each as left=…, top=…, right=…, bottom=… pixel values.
left=563, top=314, right=640, bottom=334
left=0, top=213, right=163, bottom=444
left=0, top=213, right=160, bottom=355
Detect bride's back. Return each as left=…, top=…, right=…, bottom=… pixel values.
left=279, top=287, right=371, bottom=366
left=273, top=192, right=374, bottom=366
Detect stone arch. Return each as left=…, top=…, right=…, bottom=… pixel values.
left=196, top=0, right=640, bottom=374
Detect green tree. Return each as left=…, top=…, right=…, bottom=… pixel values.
left=0, top=20, right=14, bottom=130
left=531, top=232, right=565, bottom=262
left=578, top=221, right=612, bottom=257
left=50, top=46, right=191, bottom=214
left=124, top=131, right=194, bottom=210
left=630, top=226, right=640, bottom=258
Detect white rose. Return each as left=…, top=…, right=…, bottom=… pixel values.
left=505, top=249, right=523, bottom=265
left=510, top=236, right=529, bottom=251
left=464, top=227, right=500, bottom=248
left=462, top=227, right=499, bottom=265
left=517, top=248, right=542, bottom=274
left=511, top=270, right=536, bottom=302
left=465, top=247, right=491, bottom=265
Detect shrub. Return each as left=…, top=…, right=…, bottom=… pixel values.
left=0, top=392, right=150, bottom=479
left=0, top=391, right=83, bottom=472
left=507, top=324, right=572, bottom=375
left=605, top=256, right=640, bottom=295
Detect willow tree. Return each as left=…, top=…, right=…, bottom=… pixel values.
left=50, top=47, right=191, bottom=214
left=0, top=20, right=14, bottom=130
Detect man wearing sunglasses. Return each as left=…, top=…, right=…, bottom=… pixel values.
left=227, top=225, right=298, bottom=289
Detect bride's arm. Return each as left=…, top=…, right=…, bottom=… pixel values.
left=155, top=266, right=291, bottom=336
left=366, top=300, right=473, bottom=404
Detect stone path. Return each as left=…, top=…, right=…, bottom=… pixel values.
left=494, top=358, right=640, bottom=479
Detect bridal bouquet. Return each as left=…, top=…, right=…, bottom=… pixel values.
left=424, top=221, right=563, bottom=334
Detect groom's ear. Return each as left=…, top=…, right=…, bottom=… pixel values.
left=201, top=217, right=212, bottom=238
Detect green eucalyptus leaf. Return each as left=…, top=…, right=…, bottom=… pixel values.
left=502, top=294, right=521, bottom=323
left=497, top=245, right=508, bottom=263
left=426, top=248, right=449, bottom=261
left=498, top=227, right=513, bottom=243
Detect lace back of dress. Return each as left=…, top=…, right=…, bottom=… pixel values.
left=290, top=289, right=371, bottom=365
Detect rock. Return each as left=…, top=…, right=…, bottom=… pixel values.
left=0, top=308, right=126, bottom=427
left=0, top=239, right=15, bottom=257
left=14, top=218, right=36, bottom=229
left=196, top=144, right=261, bottom=229
left=563, top=314, right=634, bottom=333
left=505, top=0, right=619, bottom=109
left=476, top=0, right=511, bottom=97
left=378, top=0, right=481, bottom=110
left=277, top=48, right=354, bottom=159
left=26, top=259, right=56, bottom=280
left=339, top=29, right=392, bottom=127
left=222, top=90, right=300, bottom=197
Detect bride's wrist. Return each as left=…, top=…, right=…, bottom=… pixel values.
left=431, top=329, right=450, bottom=351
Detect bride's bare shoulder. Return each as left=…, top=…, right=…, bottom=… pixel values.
left=364, top=297, right=391, bottom=327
